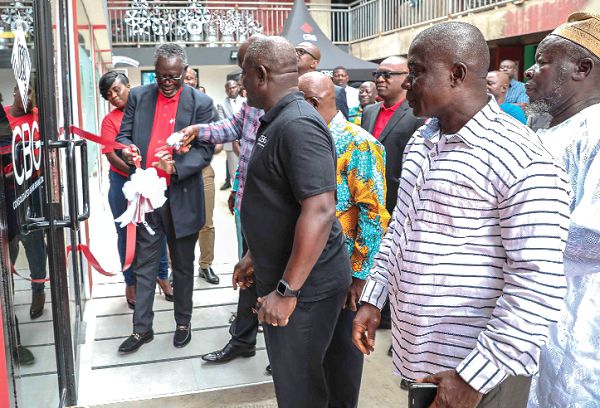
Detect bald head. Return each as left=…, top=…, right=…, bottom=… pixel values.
left=296, top=42, right=321, bottom=75
left=374, top=56, right=408, bottom=106
left=411, top=22, right=490, bottom=79
left=299, top=71, right=337, bottom=124
left=237, top=33, right=266, bottom=68
left=404, top=22, right=490, bottom=127
left=242, top=36, right=299, bottom=110
left=486, top=71, right=510, bottom=103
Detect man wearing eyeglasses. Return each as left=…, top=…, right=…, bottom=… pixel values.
left=360, top=56, right=424, bottom=335
left=116, top=43, right=215, bottom=354
left=296, top=41, right=350, bottom=119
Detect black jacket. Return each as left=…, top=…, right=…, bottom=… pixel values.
left=116, top=83, right=215, bottom=238
left=361, top=100, right=425, bottom=214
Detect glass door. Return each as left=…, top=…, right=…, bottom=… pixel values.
left=0, top=0, right=89, bottom=406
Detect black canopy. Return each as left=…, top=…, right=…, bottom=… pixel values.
left=228, top=0, right=376, bottom=83
left=281, top=0, right=376, bottom=82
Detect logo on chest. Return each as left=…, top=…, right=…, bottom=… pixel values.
left=257, top=134, right=268, bottom=148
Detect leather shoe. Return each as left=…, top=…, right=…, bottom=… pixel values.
left=265, top=364, right=272, bottom=376
left=199, top=267, right=219, bottom=285
left=118, top=330, right=154, bottom=354
left=125, top=285, right=136, bottom=309
left=220, top=180, right=232, bottom=190
left=156, top=278, right=173, bottom=302
left=201, top=343, right=256, bottom=363
left=173, top=324, right=191, bottom=348
left=30, top=292, right=45, bottom=319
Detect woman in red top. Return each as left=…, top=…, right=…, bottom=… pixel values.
left=99, top=72, right=172, bottom=308
left=4, top=85, right=48, bottom=321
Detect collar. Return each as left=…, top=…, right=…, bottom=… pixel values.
left=380, top=98, right=405, bottom=112
left=157, top=86, right=183, bottom=102
left=260, top=91, right=304, bottom=126
left=421, top=96, right=502, bottom=148
left=509, top=78, right=520, bottom=87
left=328, top=111, right=347, bottom=134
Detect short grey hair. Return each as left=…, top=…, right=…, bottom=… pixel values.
left=154, top=43, right=187, bottom=65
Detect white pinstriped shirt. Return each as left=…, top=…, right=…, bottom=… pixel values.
left=360, top=98, right=571, bottom=394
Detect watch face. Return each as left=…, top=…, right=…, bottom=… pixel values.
left=277, top=281, right=287, bottom=295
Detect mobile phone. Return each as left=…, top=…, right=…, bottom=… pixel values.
left=408, top=382, right=438, bottom=408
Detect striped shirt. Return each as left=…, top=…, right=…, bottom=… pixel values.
left=505, top=79, right=529, bottom=104
left=360, top=98, right=571, bottom=394
left=196, top=102, right=262, bottom=211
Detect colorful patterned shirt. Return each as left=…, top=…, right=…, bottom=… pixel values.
left=348, top=105, right=363, bottom=126
left=329, top=111, right=390, bottom=279
left=196, top=102, right=262, bottom=211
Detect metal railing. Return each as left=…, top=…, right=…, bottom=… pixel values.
left=105, top=0, right=517, bottom=47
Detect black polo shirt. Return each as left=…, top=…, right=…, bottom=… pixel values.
left=241, top=91, right=351, bottom=301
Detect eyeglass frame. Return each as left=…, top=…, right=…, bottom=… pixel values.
left=155, top=67, right=188, bottom=84
left=296, top=48, right=318, bottom=60
left=372, top=70, right=409, bottom=80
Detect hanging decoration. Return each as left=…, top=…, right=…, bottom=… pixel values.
left=120, top=0, right=263, bottom=45
left=0, top=1, right=34, bottom=38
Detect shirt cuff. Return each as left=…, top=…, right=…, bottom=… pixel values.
left=455, top=348, right=508, bottom=394
left=359, top=277, right=388, bottom=309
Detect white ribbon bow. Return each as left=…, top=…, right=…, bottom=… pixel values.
left=115, top=167, right=168, bottom=234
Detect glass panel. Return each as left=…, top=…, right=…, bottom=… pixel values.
left=0, top=0, right=79, bottom=405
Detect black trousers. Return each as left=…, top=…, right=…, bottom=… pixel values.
left=229, top=281, right=259, bottom=347
left=263, top=291, right=364, bottom=408
left=133, top=203, right=198, bottom=333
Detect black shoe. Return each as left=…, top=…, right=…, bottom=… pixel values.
left=400, top=378, right=409, bottom=390
left=265, top=364, right=272, bottom=376
left=30, top=292, right=45, bottom=319
left=118, top=331, right=154, bottom=354
left=173, top=324, right=191, bottom=348
left=199, top=267, right=219, bottom=285
left=388, top=345, right=393, bottom=357
left=220, top=181, right=232, bottom=191
left=201, top=343, right=256, bottom=363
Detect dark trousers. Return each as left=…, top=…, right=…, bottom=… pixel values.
left=108, top=170, right=169, bottom=286
left=477, top=375, right=531, bottom=408
left=133, top=203, right=198, bottom=333
left=229, top=234, right=259, bottom=347
left=229, top=282, right=259, bottom=347
left=263, top=290, right=363, bottom=408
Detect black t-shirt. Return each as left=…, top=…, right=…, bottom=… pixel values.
left=241, top=92, right=351, bottom=301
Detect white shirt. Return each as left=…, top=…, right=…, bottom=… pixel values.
left=344, top=85, right=360, bottom=110
left=361, top=98, right=571, bottom=394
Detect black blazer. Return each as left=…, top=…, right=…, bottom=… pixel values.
left=116, top=83, right=215, bottom=238
left=335, top=85, right=349, bottom=119
left=361, top=100, right=425, bottom=214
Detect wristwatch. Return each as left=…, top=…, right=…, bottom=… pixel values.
left=276, top=279, right=300, bottom=298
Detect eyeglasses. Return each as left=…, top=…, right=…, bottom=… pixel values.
left=372, top=71, right=409, bottom=80
left=296, top=48, right=317, bottom=60
left=156, top=71, right=185, bottom=84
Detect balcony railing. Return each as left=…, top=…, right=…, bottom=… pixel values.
left=107, top=0, right=517, bottom=47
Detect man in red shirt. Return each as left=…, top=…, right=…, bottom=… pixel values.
left=359, top=56, right=424, bottom=335
left=116, top=44, right=215, bottom=354
left=99, top=71, right=173, bottom=309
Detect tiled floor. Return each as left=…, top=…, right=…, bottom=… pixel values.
left=19, top=152, right=407, bottom=407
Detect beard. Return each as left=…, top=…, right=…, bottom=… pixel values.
left=527, top=65, right=569, bottom=117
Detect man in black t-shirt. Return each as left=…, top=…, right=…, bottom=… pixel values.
left=236, top=36, right=352, bottom=407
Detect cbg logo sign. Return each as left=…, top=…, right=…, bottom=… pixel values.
left=12, top=121, right=42, bottom=186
